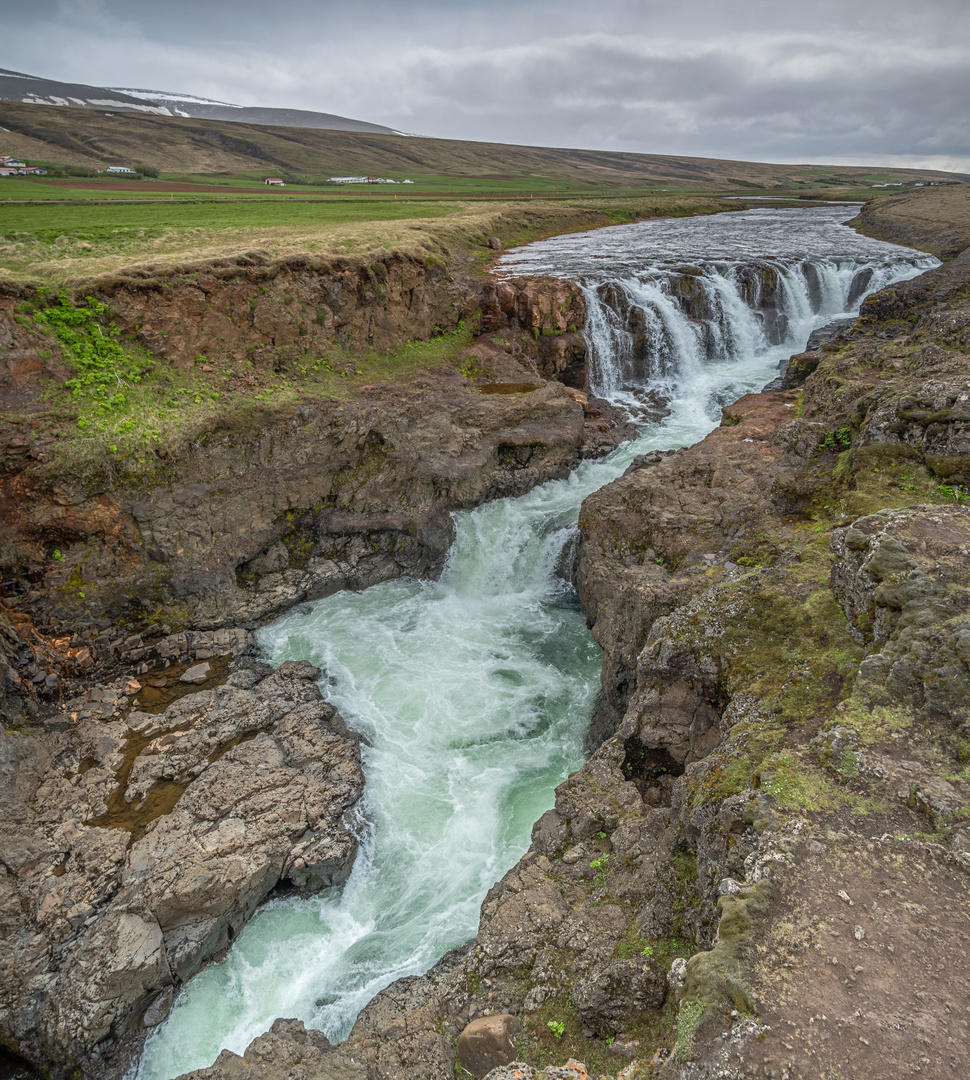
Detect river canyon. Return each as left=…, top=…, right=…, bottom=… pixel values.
left=3, top=190, right=970, bottom=1080
left=136, top=206, right=934, bottom=1078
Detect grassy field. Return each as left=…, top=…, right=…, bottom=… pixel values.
left=1, top=174, right=722, bottom=201
left=2, top=173, right=614, bottom=199
left=0, top=197, right=461, bottom=237
left=0, top=193, right=735, bottom=285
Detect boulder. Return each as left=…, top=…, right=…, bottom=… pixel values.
left=457, top=1014, right=523, bottom=1077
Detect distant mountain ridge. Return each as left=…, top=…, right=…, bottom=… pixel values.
left=0, top=67, right=171, bottom=114
left=0, top=67, right=402, bottom=135
left=109, top=87, right=408, bottom=135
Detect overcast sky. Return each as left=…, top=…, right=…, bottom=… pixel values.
left=4, top=0, right=969, bottom=172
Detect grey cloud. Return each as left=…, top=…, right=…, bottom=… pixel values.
left=370, top=30, right=970, bottom=166
left=1, top=0, right=967, bottom=171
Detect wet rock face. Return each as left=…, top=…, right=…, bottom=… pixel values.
left=482, top=278, right=585, bottom=341
left=672, top=264, right=791, bottom=345
left=0, top=651, right=363, bottom=1079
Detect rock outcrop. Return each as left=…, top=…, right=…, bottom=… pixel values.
left=457, top=1014, right=524, bottom=1077
left=177, top=1019, right=368, bottom=1080
left=2, top=375, right=589, bottom=635
left=0, top=642, right=363, bottom=1080
left=481, top=277, right=588, bottom=388
left=578, top=391, right=798, bottom=714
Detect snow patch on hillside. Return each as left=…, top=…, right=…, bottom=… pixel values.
left=112, top=88, right=243, bottom=109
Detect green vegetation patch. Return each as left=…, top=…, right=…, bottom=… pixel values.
left=805, top=446, right=970, bottom=524
left=717, top=549, right=864, bottom=727
left=32, top=291, right=150, bottom=417
left=675, top=531, right=874, bottom=815
left=683, top=881, right=772, bottom=1010
left=16, top=291, right=481, bottom=490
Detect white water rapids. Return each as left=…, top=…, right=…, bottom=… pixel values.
left=137, top=206, right=936, bottom=1080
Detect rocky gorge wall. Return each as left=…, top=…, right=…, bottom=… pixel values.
left=7, top=376, right=586, bottom=632
left=94, top=253, right=475, bottom=370
left=0, top=252, right=616, bottom=726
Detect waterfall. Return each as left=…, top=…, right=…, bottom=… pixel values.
left=579, top=256, right=919, bottom=409
left=498, top=203, right=937, bottom=417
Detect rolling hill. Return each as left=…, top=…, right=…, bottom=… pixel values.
left=0, top=99, right=966, bottom=191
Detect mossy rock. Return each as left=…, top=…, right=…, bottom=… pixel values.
left=682, top=879, right=773, bottom=1016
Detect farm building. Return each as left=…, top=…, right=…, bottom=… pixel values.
left=327, top=176, right=407, bottom=184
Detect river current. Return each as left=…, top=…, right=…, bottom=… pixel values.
left=137, top=206, right=937, bottom=1080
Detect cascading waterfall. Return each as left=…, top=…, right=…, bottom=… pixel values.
left=501, top=204, right=935, bottom=418
left=580, top=257, right=914, bottom=408
left=136, top=206, right=938, bottom=1080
